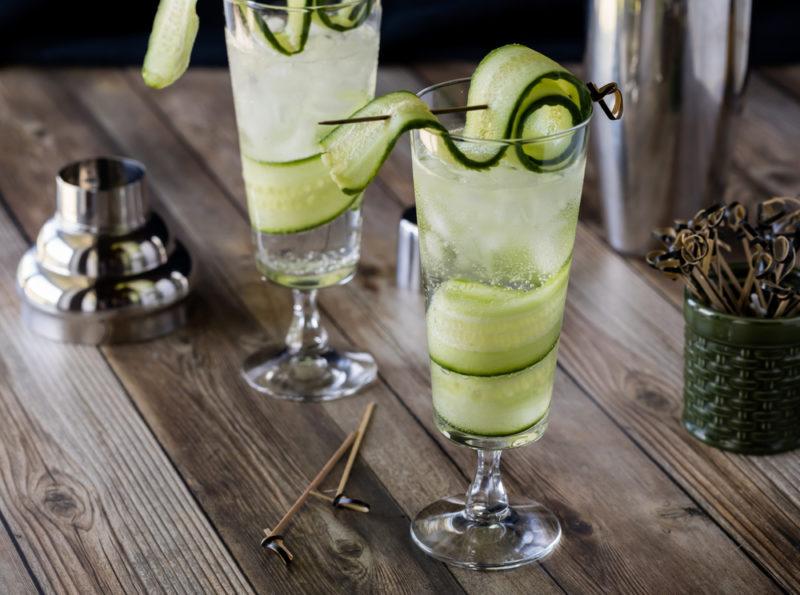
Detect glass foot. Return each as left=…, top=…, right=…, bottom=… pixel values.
left=410, top=495, right=561, bottom=570
left=241, top=344, right=377, bottom=402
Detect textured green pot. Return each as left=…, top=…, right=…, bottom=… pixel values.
left=683, top=293, right=800, bottom=454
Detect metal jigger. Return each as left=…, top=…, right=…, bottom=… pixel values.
left=16, top=157, right=193, bottom=344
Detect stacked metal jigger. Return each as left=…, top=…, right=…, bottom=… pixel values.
left=16, top=157, right=194, bottom=344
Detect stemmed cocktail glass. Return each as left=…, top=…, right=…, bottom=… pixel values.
left=409, top=79, right=591, bottom=569
left=223, top=0, right=381, bottom=401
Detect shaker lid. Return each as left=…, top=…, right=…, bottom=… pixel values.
left=17, top=156, right=194, bottom=344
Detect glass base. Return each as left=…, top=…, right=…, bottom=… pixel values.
left=437, top=411, right=550, bottom=450
left=241, top=344, right=377, bottom=402
left=410, top=496, right=561, bottom=570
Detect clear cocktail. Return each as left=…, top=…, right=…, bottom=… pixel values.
left=223, top=0, right=381, bottom=400
left=409, top=73, right=591, bottom=569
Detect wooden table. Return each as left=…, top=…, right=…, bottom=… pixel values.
left=0, top=63, right=798, bottom=594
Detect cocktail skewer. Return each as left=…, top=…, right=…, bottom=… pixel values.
left=261, top=431, right=357, bottom=565
left=319, top=81, right=624, bottom=126
left=334, top=402, right=376, bottom=502
left=319, top=104, right=489, bottom=125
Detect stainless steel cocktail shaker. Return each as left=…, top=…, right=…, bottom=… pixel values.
left=17, top=157, right=194, bottom=344
left=587, top=0, right=752, bottom=254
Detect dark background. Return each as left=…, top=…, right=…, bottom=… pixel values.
left=1, top=0, right=798, bottom=67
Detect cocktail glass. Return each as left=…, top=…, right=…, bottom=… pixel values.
left=223, top=0, right=381, bottom=401
left=409, top=79, right=591, bottom=569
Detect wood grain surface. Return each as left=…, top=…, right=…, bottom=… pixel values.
left=0, top=62, right=797, bottom=594
left=0, top=518, right=36, bottom=595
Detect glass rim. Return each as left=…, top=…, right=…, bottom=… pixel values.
left=416, top=77, right=593, bottom=146
left=233, top=0, right=370, bottom=12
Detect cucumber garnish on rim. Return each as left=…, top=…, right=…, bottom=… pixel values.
left=316, top=0, right=373, bottom=31
left=142, top=0, right=199, bottom=89
left=321, top=45, right=592, bottom=195
left=243, top=0, right=312, bottom=56
left=242, top=0, right=374, bottom=55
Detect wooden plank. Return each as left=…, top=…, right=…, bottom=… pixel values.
left=0, top=518, right=37, bottom=594
left=0, top=68, right=470, bottom=594
left=123, top=66, right=782, bottom=592
left=0, top=212, right=252, bottom=592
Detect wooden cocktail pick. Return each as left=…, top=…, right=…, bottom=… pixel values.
left=320, top=80, right=623, bottom=126
left=261, top=431, right=357, bottom=566
left=319, top=105, right=489, bottom=125
left=332, top=402, right=376, bottom=507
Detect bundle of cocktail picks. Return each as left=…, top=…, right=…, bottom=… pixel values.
left=646, top=197, right=800, bottom=319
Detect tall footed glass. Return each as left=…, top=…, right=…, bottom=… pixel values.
left=223, top=0, right=381, bottom=401
left=410, top=79, right=591, bottom=569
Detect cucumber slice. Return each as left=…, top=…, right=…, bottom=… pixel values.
left=431, top=343, right=558, bottom=437
left=321, top=91, right=494, bottom=194
left=515, top=95, right=583, bottom=171
left=321, top=45, right=591, bottom=194
left=243, top=154, right=358, bottom=234
left=426, top=260, right=570, bottom=376
left=316, top=0, right=373, bottom=31
left=142, top=0, right=199, bottom=89
left=463, top=46, right=589, bottom=139
left=245, top=0, right=311, bottom=56
left=322, top=92, right=443, bottom=194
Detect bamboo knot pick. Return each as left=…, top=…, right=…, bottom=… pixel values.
left=587, top=81, right=624, bottom=120
left=334, top=402, right=375, bottom=501
left=259, top=401, right=377, bottom=565
left=648, top=197, right=800, bottom=319
left=318, top=105, right=488, bottom=126
left=260, top=430, right=356, bottom=566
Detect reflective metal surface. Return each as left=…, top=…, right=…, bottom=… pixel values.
left=57, top=157, right=149, bottom=234
left=16, top=157, right=193, bottom=344
left=396, top=206, right=421, bottom=291
left=587, top=0, right=752, bottom=254
left=17, top=244, right=191, bottom=316
left=36, top=213, right=172, bottom=278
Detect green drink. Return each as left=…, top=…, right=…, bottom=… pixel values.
left=412, top=82, right=587, bottom=446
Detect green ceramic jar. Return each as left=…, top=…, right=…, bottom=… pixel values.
left=683, top=293, right=800, bottom=454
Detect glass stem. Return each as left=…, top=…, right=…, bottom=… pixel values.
left=465, top=449, right=510, bottom=523
left=285, top=289, right=329, bottom=355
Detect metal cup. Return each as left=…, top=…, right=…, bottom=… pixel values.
left=587, top=0, right=752, bottom=254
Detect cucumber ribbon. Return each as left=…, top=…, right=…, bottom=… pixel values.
left=243, top=0, right=373, bottom=56
left=321, top=45, right=593, bottom=195
left=142, top=0, right=200, bottom=89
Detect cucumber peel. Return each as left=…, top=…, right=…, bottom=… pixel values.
left=321, top=44, right=592, bottom=194
left=142, top=0, right=199, bottom=89
left=243, top=154, right=359, bottom=234
left=322, top=92, right=442, bottom=194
